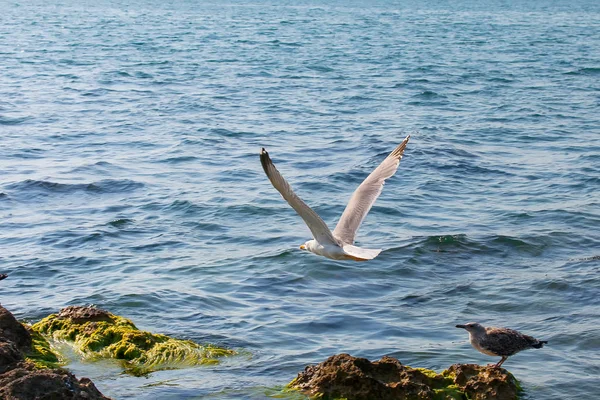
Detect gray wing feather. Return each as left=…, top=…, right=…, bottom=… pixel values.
left=332, top=135, right=410, bottom=245
left=260, top=148, right=337, bottom=246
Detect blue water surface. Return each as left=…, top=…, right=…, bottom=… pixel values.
left=1, top=0, right=599, bottom=398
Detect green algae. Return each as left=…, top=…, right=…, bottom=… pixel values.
left=31, top=309, right=235, bottom=376
left=24, top=328, right=64, bottom=370
left=411, top=367, right=464, bottom=400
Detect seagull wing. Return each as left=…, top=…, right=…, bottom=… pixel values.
left=260, top=148, right=338, bottom=246
left=333, top=135, right=410, bottom=245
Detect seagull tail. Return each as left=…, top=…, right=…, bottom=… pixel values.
left=532, top=340, right=548, bottom=349
left=342, top=245, right=382, bottom=261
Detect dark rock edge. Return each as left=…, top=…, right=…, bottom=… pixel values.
left=0, top=304, right=111, bottom=400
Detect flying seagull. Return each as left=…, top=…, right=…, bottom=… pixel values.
left=456, top=322, right=548, bottom=367
left=260, top=135, right=410, bottom=261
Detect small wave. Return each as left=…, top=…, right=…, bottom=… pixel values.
left=162, top=199, right=206, bottom=215
left=68, top=161, right=128, bottom=174
left=413, top=90, right=445, bottom=99
left=209, top=128, right=252, bottom=138
left=160, top=156, right=199, bottom=164
left=565, top=67, right=600, bottom=76
left=0, top=115, right=31, bottom=125
left=5, top=179, right=144, bottom=195
left=108, top=218, right=134, bottom=228
left=81, top=88, right=116, bottom=97
left=307, top=64, right=334, bottom=73
left=270, top=39, right=301, bottom=47
left=408, top=234, right=490, bottom=254
left=135, top=71, right=154, bottom=79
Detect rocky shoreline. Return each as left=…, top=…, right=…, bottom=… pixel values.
left=2, top=304, right=522, bottom=399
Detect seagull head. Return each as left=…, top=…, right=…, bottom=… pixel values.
left=299, top=239, right=317, bottom=251
left=456, top=322, right=486, bottom=334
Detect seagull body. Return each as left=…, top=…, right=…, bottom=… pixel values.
left=456, top=322, right=548, bottom=367
left=260, top=136, right=410, bottom=261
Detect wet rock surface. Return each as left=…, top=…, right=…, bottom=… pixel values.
left=0, top=304, right=110, bottom=400
left=290, top=353, right=521, bottom=400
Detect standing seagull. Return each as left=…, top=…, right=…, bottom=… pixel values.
left=456, top=322, right=548, bottom=367
left=260, top=135, right=410, bottom=261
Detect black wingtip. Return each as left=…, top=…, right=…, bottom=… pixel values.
left=0, top=274, right=7, bottom=281
left=260, top=148, right=271, bottom=173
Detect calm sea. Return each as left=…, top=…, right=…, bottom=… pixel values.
left=1, top=0, right=599, bottom=398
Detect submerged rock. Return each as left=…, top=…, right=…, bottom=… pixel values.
left=0, top=304, right=110, bottom=399
left=289, top=353, right=521, bottom=400
left=32, top=305, right=236, bottom=376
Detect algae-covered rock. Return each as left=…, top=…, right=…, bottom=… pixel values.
left=26, top=328, right=63, bottom=369
left=289, top=353, right=521, bottom=400
left=0, top=304, right=110, bottom=400
left=444, top=364, right=521, bottom=400
left=32, top=306, right=235, bottom=375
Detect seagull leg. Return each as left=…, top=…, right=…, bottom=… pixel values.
left=494, top=356, right=508, bottom=368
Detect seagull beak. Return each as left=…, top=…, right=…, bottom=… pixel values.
left=299, top=244, right=306, bottom=250
left=456, top=324, right=466, bottom=329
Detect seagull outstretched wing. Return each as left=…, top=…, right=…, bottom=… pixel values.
left=260, top=148, right=338, bottom=246
left=332, top=135, right=410, bottom=244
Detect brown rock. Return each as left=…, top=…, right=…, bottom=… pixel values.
left=0, top=305, right=111, bottom=400
left=290, top=354, right=521, bottom=400
left=446, top=364, right=520, bottom=400
left=0, top=306, right=32, bottom=349
left=0, top=365, right=110, bottom=400
left=0, top=340, right=22, bottom=374
left=292, top=354, right=440, bottom=400
left=57, top=306, right=114, bottom=324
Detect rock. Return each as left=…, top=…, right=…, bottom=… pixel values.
left=58, top=306, right=114, bottom=324
left=444, top=364, right=521, bottom=400
left=0, top=340, right=23, bottom=374
left=0, top=365, right=109, bottom=400
left=289, top=353, right=521, bottom=400
left=0, top=304, right=111, bottom=400
left=0, top=306, right=32, bottom=349
left=32, top=305, right=236, bottom=376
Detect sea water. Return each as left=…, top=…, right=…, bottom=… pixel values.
left=1, top=0, right=599, bottom=398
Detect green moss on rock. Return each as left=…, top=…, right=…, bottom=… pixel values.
left=24, top=328, right=63, bottom=370
left=31, top=306, right=235, bottom=375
